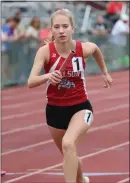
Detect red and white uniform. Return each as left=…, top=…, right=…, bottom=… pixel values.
left=44, top=41, right=88, bottom=106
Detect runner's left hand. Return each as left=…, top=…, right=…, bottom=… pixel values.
left=102, top=73, right=113, bottom=88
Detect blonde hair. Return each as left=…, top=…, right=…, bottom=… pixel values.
left=50, top=8, right=75, bottom=27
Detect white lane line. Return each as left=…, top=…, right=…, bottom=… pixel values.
left=2, top=123, right=45, bottom=135
left=2, top=102, right=129, bottom=135
left=3, top=141, right=129, bottom=183
left=2, top=93, right=128, bottom=109
left=1, top=89, right=101, bottom=101
left=2, top=82, right=128, bottom=100
left=42, top=172, right=129, bottom=177
left=89, top=119, right=128, bottom=133
left=80, top=142, right=129, bottom=160
left=2, top=99, right=43, bottom=109
left=2, top=89, right=99, bottom=100
left=2, top=109, right=43, bottom=120
left=2, top=74, right=128, bottom=97
left=117, top=178, right=130, bottom=183
left=5, top=171, right=129, bottom=176
left=2, top=139, right=53, bottom=156
left=2, top=91, right=45, bottom=99
left=2, top=119, right=128, bottom=155
left=2, top=103, right=129, bottom=121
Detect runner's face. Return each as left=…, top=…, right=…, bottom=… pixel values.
left=51, top=15, right=74, bottom=43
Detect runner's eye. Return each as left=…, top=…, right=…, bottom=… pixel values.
left=63, top=25, right=69, bottom=28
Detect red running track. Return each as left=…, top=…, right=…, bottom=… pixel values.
left=1, top=70, right=129, bottom=183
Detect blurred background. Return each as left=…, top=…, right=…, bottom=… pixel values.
left=1, top=1, right=129, bottom=88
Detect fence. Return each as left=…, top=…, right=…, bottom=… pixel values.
left=1, top=35, right=129, bottom=88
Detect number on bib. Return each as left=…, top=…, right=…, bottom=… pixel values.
left=72, top=57, right=83, bottom=72
left=84, top=110, right=93, bottom=126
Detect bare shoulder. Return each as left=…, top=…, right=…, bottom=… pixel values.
left=82, top=41, right=97, bottom=48
left=36, top=44, right=50, bottom=62
left=82, top=42, right=97, bottom=58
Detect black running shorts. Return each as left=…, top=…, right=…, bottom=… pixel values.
left=46, top=100, right=93, bottom=130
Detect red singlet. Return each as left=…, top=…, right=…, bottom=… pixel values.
left=44, top=41, right=88, bottom=106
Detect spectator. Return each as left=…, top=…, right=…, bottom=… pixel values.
left=14, top=9, right=25, bottom=35
left=109, top=14, right=129, bottom=46
left=39, top=22, right=52, bottom=45
left=104, top=1, right=125, bottom=25
left=1, top=16, right=22, bottom=83
left=91, top=15, right=109, bottom=47
left=26, top=16, right=41, bottom=47
left=2, top=16, right=21, bottom=51
left=92, top=15, right=109, bottom=35
left=25, top=17, right=41, bottom=77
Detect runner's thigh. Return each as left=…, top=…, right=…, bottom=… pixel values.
left=63, top=109, right=93, bottom=143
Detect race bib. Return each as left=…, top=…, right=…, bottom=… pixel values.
left=72, top=57, right=83, bottom=72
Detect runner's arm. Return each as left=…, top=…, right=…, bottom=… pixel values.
left=82, top=42, right=112, bottom=88
left=82, top=42, right=108, bottom=74
left=27, top=45, right=50, bottom=88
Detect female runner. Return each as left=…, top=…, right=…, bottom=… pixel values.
left=28, top=9, right=113, bottom=183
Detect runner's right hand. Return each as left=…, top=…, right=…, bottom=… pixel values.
left=47, top=70, right=62, bottom=85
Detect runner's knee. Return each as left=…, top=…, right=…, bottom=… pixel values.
left=62, top=138, right=76, bottom=154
